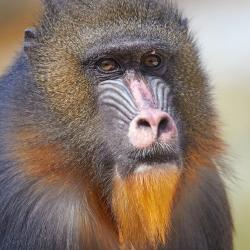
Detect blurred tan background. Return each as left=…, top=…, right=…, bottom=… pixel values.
left=0, top=0, right=249, bottom=249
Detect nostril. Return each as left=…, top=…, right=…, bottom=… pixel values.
left=158, top=118, right=169, bottom=132
left=137, top=119, right=151, bottom=128
left=128, top=110, right=177, bottom=149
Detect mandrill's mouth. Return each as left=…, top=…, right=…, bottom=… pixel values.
left=129, top=141, right=180, bottom=163
left=116, top=141, right=182, bottom=177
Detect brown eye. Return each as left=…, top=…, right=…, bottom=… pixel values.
left=97, top=58, right=120, bottom=73
left=142, top=54, right=162, bottom=68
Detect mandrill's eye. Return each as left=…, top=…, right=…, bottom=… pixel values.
left=142, top=54, right=162, bottom=68
left=96, top=58, right=120, bottom=73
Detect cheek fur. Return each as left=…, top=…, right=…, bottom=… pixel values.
left=31, top=46, right=95, bottom=121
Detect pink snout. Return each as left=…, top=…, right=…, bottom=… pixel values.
left=128, top=109, right=177, bottom=149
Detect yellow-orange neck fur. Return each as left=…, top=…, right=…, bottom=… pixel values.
left=112, top=167, right=180, bottom=249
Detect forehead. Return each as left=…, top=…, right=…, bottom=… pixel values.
left=40, top=1, right=189, bottom=62
left=39, top=0, right=189, bottom=57
left=76, top=23, right=187, bottom=61
left=86, top=40, right=172, bottom=60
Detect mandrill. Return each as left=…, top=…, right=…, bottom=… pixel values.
left=0, top=0, right=233, bottom=249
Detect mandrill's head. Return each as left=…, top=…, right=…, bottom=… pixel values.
left=26, top=0, right=225, bottom=248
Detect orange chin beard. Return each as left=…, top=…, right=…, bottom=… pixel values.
left=112, top=165, right=180, bottom=250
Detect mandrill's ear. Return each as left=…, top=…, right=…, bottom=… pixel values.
left=181, top=18, right=189, bottom=29
left=24, top=27, right=37, bottom=53
left=177, top=16, right=189, bottom=32
left=24, top=0, right=64, bottom=55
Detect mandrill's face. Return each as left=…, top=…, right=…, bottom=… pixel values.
left=91, top=41, right=182, bottom=178
left=30, top=1, right=216, bottom=183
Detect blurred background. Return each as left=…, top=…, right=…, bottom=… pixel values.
left=0, top=0, right=249, bottom=249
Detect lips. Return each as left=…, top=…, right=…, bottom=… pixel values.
left=128, top=141, right=180, bottom=164
left=114, top=141, right=181, bottom=178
